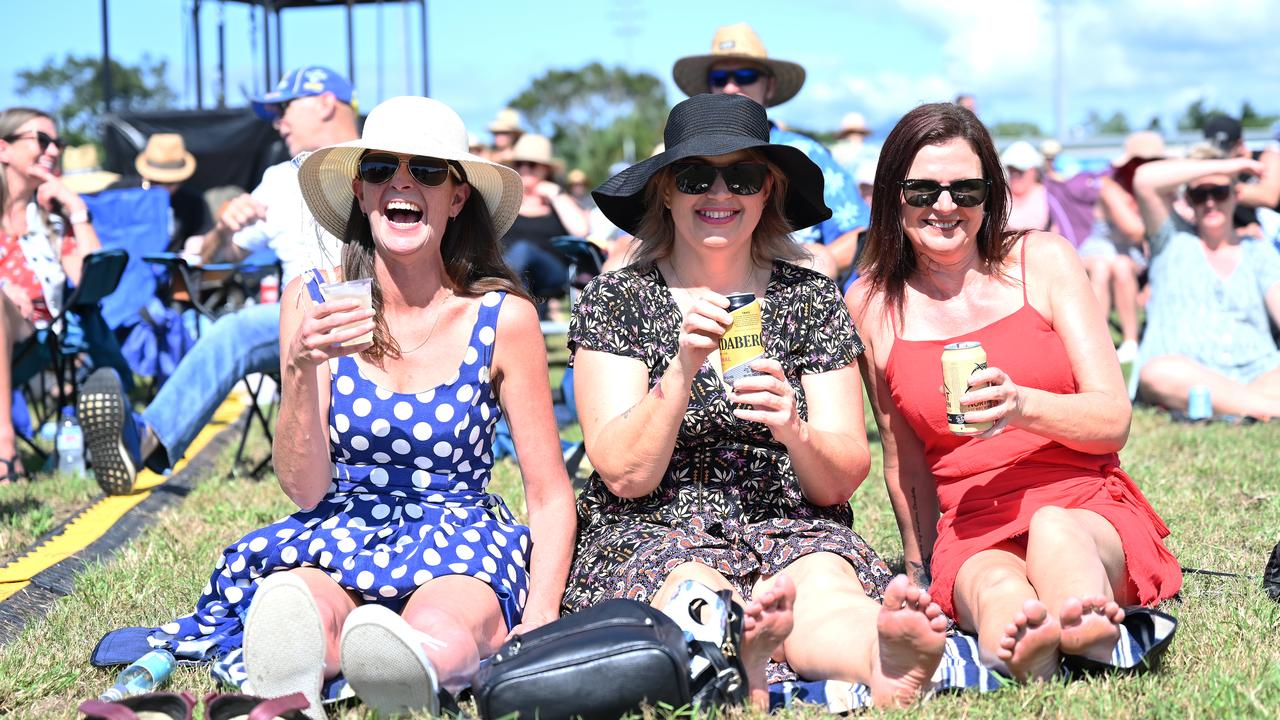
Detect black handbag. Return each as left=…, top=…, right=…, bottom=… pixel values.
left=472, top=599, right=693, bottom=720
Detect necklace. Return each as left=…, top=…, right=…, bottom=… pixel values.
left=663, top=258, right=759, bottom=305
left=395, top=289, right=455, bottom=355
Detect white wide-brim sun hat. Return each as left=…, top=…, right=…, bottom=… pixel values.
left=299, top=96, right=522, bottom=240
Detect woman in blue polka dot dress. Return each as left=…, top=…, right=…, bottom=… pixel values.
left=148, top=97, right=576, bottom=719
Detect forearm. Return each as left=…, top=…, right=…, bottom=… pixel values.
left=824, top=229, right=862, bottom=274
left=521, top=489, right=577, bottom=618
left=786, top=423, right=869, bottom=506
left=551, top=195, right=589, bottom=237
left=273, top=363, right=333, bottom=509
left=1013, top=386, right=1130, bottom=454
left=885, top=464, right=938, bottom=585
left=62, top=219, right=101, bottom=285
left=199, top=227, right=249, bottom=264
left=589, top=355, right=698, bottom=498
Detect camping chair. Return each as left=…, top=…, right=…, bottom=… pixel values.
left=143, top=252, right=284, bottom=478
left=11, top=249, right=131, bottom=462
left=548, top=236, right=606, bottom=485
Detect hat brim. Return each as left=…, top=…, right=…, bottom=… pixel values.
left=136, top=153, right=196, bottom=184
left=672, top=55, right=806, bottom=107
left=508, top=153, right=565, bottom=175
left=592, top=133, right=830, bottom=237
left=299, top=139, right=522, bottom=242
left=62, top=171, right=121, bottom=195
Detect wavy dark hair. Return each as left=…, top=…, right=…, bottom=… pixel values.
left=340, top=163, right=531, bottom=365
left=859, top=102, right=1020, bottom=320
left=629, top=150, right=806, bottom=270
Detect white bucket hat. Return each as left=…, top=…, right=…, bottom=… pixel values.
left=299, top=96, right=522, bottom=240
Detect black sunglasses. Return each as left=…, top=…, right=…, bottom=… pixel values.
left=898, top=178, right=991, bottom=208
left=1187, top=184, right=1232, bottom=205
left=708, top=68, right=767, bottom=89
left=672, top=162, right=768, bottom=196
left=357, top=153, right=460, bottom=187
left=4, top=130, right=66, bottom=152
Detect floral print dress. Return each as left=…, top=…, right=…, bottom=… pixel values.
left=563, top=261, right=892, bottom=677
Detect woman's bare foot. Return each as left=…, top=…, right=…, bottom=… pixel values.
left=996, top=599, right=1061, bottom=682
left=870, top=575, right=948, bottom=708
left=741, top=573, right=796, bottom=710
left=1059, top=595, right=1124, bottom=662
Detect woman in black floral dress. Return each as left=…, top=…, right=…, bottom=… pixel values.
left=564, top=93, right=948, bottom=708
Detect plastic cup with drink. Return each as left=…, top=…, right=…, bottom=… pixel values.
left=320, top=277, right=374, bottom=347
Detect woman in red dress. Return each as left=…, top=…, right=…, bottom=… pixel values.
left=846, top=102, right=1181, bottom=682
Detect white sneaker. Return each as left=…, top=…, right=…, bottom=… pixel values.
left=340, top=604, right=442, bottom=716
left=243, top=572, right=328, bottom=720
left=1116, top=340, right=1139, bottom=364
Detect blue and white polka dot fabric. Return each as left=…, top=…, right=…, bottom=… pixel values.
left=150, top=277, right=530, bottom=688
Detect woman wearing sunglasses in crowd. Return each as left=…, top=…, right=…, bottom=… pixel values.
left=0, top=107, right=100, bottom=482
left=845, top=102, right=1180, bottom=682
left=146, top=97, right=575, bottom=719
left=566, top=93, right=947, bottom=710
left=1130, top=147, right=1280, bottom=419
left=502, top=133, right=588, bottom=316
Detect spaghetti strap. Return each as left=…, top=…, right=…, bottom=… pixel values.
left=887, top=301, right=901, bottom=340
left=302, top=268, right=327, bottom=304
left=1018, top=235, right=1029, bottom=306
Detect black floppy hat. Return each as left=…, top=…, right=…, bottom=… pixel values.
left=592, top=93, right=831, bottom=237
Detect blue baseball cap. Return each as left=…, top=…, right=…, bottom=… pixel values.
left=251, top=66, right=356, bottom=121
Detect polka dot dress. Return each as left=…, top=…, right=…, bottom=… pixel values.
left=150, top=274, right=530, bottom=689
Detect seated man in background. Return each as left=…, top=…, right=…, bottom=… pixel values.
left=110, top=133, right=212, bottom=250
left=78, top=66, right=357, bottom=495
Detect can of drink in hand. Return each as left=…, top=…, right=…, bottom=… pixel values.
left=942, top=341, right=994, bottom=435
left=259, top=273, right=280, bottom=304
left=1187, top=384, right=1213, bottom=421
left=720, top=293, right=764, bottom=383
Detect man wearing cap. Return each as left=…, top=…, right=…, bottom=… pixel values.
left=830, top=111, right=874, bottom=178
left=673, top=23, right=866, bottom=280
left=77, top=66, right=358, bottom=496
left=486, top=107, right=525, bottom=165
left=1203, top=113, right=1280, bottom=231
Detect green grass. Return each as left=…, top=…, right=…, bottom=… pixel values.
left=1, top=398, right=1279, bottom=717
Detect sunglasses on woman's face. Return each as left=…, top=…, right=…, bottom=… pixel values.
left=672, top=162, right=768, bottom=196
left=1187, top=184, right=1232, bottom=205
left=357, top=153, right=458, bottom=187
left=3, top=130, right=65, bottom=153
left=898, top=178, right=991, bottom=208
left=708, top=68, right=767, bottom=89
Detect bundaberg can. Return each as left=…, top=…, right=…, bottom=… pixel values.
left=720, top=293, right=764, bottom=383
left=942, top=341, right=994, bottom=435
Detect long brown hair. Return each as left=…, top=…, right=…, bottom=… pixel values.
left=628, top=150, right=806, bottom=270
left=860, top=102, right=1019, bottom=318
left=0, top=107, right=55, bottom=234
left=340, top=167, right=531, bottom=365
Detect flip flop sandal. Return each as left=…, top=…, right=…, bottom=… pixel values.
left=203, top=691, right=312, bottom=720
left=242, top=573, right=328, bottom=720
left=78, top=368, right=139, bottom=496
left=0, top=455, right=27, bottom=484
left=340, top=603, right=442, bottom=717
left=79, top=691, right=196, bottom=720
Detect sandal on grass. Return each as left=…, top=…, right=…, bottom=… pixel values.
left=203, top=691, right=312, bottom=720
left=79, top=691, right=196, bottom=720
left=0, top=455, right=26, bottom=484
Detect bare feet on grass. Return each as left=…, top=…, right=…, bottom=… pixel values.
left=1059, top=595, right=1124, bottom=662
left=997, top=599, right=1061, bottom=682
left=870, top=575, right=948, bottom=708
left=741, top=573, right=796, bottom=710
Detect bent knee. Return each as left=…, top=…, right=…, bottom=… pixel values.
left=781, top=552, right=866, bottom=596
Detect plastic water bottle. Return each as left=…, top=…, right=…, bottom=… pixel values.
left=55, top=406, right=85, bottom=476
left=99, top=648, right=176, bottom=701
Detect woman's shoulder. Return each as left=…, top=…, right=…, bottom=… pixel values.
left=583, top=262, right=660, bottom=295
left=1015, top=231, right=1079, bottom=276
left=773, top=258, right=841, bottom=294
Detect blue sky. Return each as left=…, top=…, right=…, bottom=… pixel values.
left=3, top=0, right=1279, bottom=142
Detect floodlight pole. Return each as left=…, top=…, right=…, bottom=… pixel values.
left=421, top=0, right=428, bottom=97
left=347, top=0, right=356, bottom=92
left=193, top=0, right=204, bottom=110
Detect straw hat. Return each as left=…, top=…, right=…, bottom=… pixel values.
left=566, top=168, right=588, bottom=185
left=1039, top=139, right=1063, bottom=158
left=61, top=145, right=120, bottom=195
left=1112, top=131, right=1165, bottom=167
left=135, top=133, right=196, bottom=184
left=488, top=107, right=524, bottom=134
left=509, top=134, right=564, bottom=174
left=298, top=96, right=522, bottom=240
left=593, top=94, right=830, bottom=237
left=672, top=23, right=806, bottom=107
left=838, top=112, right=871, bottom=137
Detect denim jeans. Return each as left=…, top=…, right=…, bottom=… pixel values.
left=141, top=302, right=281, bottom=469
left=504, top=240, right=568, bottom=298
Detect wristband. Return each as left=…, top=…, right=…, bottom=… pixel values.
left=69, top=209, right=91, bottom=225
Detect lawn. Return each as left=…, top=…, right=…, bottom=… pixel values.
left=0, top=400, right=1278, bottom=718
